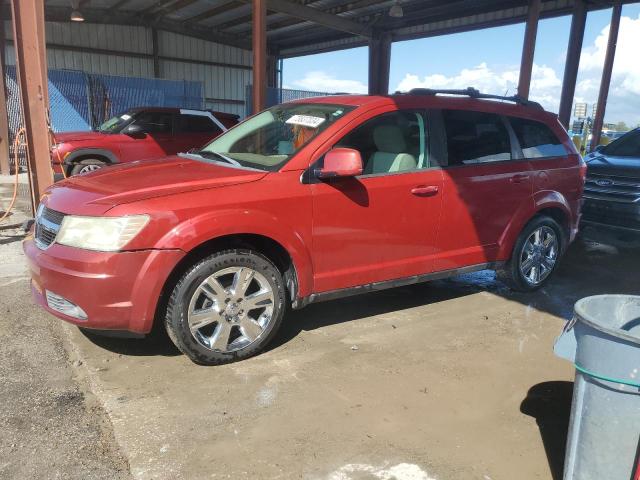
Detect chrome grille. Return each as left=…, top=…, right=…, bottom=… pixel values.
left=584, top=173, right=640, bottom=203
left=35, top=206, right=65, bottom=249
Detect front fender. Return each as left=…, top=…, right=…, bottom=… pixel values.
left=497, top=191, right=572, bottom=259
left=155, top=209, right=314, bottom=298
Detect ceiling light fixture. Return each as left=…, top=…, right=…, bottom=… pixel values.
left=70, top=0, right=85, bottom=22
left=389, top=0, right=404, bottom=18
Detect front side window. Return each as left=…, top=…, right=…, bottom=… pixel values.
left=509, top=117, right=566, bottom=158
left=442, top=110, right=511, bottom=166
left=132, top=112, right=173, bottom=134
left=602, top=129, right=640, bottom=157
left=336, top=111, right=428, bottom=175
left=201, top=103, right=353, bottom=171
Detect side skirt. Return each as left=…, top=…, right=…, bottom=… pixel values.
left=292, top=262, right=503, bottom=309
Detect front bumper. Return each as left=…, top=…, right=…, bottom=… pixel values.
left=581, top=197, right=640, bottom=232
left=23, top=237, right=185, bottom=333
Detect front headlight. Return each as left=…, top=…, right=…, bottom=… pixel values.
left=56, top=215, right=150, bottom=251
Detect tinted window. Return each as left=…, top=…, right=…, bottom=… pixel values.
left=510, top=117, right=566, bottom=158
left=442, top=110, right=511, bottom=166
left=602, top=130, right=640, bottom=157
left=179, top=114, right=221, bottom=134
left=336, top=111, right=428, bottom=174
left=133, top=112, right=172, bottom=134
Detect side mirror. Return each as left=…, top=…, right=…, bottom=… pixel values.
left=315, top=148, right=363, bottom=179
left=124, top=124, right=145, bottom=136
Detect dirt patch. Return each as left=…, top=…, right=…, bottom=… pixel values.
left=0, top=227, right=130, bottom=480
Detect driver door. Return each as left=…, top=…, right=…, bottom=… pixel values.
left=311, top=110, right=444, bottom=293
left=118, top=111, right=175, bottom=161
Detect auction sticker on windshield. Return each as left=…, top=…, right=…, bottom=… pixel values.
left=285, top=115, right=325, bottom=128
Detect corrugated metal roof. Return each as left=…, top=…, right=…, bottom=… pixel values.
left=11, top=0, right=637, bottom=58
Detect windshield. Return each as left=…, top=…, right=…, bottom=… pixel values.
left=200, top=103, right=354, bottom=171
left=601, top=129, right=640, bottom=157
left=97, top=111, right=135, bottom=133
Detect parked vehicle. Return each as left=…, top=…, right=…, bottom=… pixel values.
left=51, top=107, right=239, bottom=177
left=582, top=127, right=640, bottom=232
left=25, top=88, right=586, bottom=365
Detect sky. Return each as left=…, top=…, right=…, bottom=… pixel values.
left=283, top=3, right=640, bottom=126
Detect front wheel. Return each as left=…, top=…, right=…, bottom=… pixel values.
left=499, top=216, right=564, bottom=292
left=70, top=159, right=105, bottom=175
left=164, top=250, right=286, bottom=365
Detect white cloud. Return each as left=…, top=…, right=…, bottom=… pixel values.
left=291, top=70, right=367, bottom=94
left=395, top=62, right=562, bottom=113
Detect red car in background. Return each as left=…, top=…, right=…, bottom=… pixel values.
left=51, top=107, right=239, bottom=177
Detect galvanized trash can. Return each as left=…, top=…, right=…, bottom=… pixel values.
left=554, top=295, right=640, bottom=480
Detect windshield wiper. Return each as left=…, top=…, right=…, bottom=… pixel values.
left=195, top=150, right=242, bottom=167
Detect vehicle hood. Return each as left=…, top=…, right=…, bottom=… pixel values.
left=585, top=152, right=640, bottom=179
left=53, top=131, right=108, bottom=143
left=44, top=156, right=268, bottom=214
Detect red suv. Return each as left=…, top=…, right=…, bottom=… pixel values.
left=51, top=107, right=238, bottom=177
left=25, top=89, right=586, bottom=365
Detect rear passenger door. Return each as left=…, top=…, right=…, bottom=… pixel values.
left=174, top=111, right=224, bottom=153
left=431, top=109, right=533, bottom=271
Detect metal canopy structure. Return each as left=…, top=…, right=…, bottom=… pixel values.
left=2, top=0, right=632, bottom=57
left=0, top=0, right=633, bottom=200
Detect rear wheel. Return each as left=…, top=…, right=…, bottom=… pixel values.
left=70, top=159, right=105, bottom=175
left=164, top=250, right=286, bottom=365
left=499, top=216, right=564, bottom=292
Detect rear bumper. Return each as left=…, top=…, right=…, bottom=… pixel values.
left=23, top=237, right=185, bottom=333
left=581, top=197, right=640, bottom=232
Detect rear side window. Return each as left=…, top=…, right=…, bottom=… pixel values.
left=178, top=114, right=222, bottom=134
left=442, top=110, right=511, bottom=166
left=509, top=117, right=566, bottom=158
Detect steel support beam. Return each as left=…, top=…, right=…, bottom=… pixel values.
left=252, top=0, right=267, bottom=114
left=239, top=0, right=372, bottom=38
left=368, top=32, right=391, bottom=95
left=10, top=0, right=52, bottom=207
left=0, top=17, right=10, bottom=175
left=558, top=0, right=587, bottom=129
left=591, top=4, right=622, bottom=151
left=517, top=0, right=540, bottom=99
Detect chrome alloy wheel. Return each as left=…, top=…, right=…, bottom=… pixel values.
left=519, top=226, right=558, bottom=286
left=78, top=164, right=102, bottom=174
left=187, top=267, right=275, bottom=353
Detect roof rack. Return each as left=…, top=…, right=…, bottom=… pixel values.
left=398, top=87, right=543, bottom=110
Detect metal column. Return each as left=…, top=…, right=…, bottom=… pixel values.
left=368, top=32, right=391, bottom=95
left=252, top=0, right=267, bottom=114
left=517, top=0, right=541, bottom=99
left=152, top=28, right=161, bottom=78
left=558, top=0, right=587, bottom=129
left=10, top=0, right=52, bottom=208
left=590, top=4, right=622, bottom=151
left=0, top=17, right=10, bottom=175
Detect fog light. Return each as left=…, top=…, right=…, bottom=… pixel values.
left=45, top=290, right=88, bottom=320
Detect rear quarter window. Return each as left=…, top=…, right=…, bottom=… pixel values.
left=441, top=110, right=512, bottom=166
left=509, top=117, right=566, bottom=158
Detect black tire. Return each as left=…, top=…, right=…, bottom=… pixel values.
left=164, top=249, right=286, bottom=365
left=70, top=159, right=105, bottom=176
left=499, top=215, right=564, bottom=292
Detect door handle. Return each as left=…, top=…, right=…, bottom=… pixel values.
left=411, top=185, right=439, bottom=196
left=510, top=174, right=530, bottom=184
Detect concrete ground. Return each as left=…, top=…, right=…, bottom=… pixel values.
left=1, top=206, right=638, bottom=479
